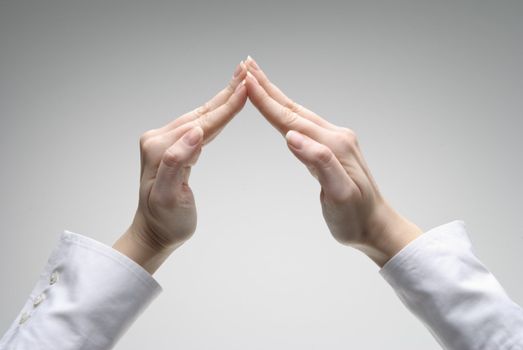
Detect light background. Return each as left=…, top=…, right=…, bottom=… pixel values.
left=1, top=0, right=522, bottom=349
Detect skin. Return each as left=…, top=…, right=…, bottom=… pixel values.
left=243, top=56, right=422, bottom=267
left=113, top=56, right=422, bottom=274
left=113, top=61, right=248, bottom=274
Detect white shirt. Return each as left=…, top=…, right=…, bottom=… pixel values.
left=380, top=220, right=523, bottom=349
left=1, top=220, right=522, bottom=349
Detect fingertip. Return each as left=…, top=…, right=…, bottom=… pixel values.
left=286, top=130, right=305, bottom=150
left=245, top=55, right=260, bottom=70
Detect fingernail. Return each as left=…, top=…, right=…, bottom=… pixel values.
left=286, top=130, right=304, bottom=149
left=233, top=61, right=243, bottom=77
left=246, top=55, right=260, bottom=70
left=183, top=127, right=203, bottom=146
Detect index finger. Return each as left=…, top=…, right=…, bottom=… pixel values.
left=196, top=81, right=248, bottom=144
left=152, top=61, right=248, bottom=137
left=245, top=72, right=334, bottom=145
left=245, top=56, right=338, bottom=130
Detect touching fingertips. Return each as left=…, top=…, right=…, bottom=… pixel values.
left=246, top=55, right=260, bottom=70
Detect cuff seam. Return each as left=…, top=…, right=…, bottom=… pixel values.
left=379, top=220, right=467, bottom=279
left=61, top=230, right=162, bottom=293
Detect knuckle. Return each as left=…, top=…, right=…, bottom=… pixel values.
left=313, top=145, right=333, bottom=165
left=197, top=113, right=210, bottom=131
left=226, top=81, right=235, bottom=94
left=281, top=106, right=298, bottom=126
left=162, top=149, right=183, bottom=168
left=286, top=100, right=302, bottom=114
left=139, top=129, right=156, bottom=147
left=196, top=102, right=211, bottom=116
left=140, top=137, right=160, bottom=154
left=337, top=128, right=359, bottom=150
left=344, top=128, right=359, bottom=145
left=331, top=187, right=356, bottom=205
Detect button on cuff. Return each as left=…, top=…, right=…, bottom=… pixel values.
left=19, top=312, right=30, bottom=325
left=49, top=271, right=59, bottom=285
left=33, top=293, right=45, bottom=307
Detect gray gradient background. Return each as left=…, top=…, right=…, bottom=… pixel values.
left=1, top=0, right=522, bottom=349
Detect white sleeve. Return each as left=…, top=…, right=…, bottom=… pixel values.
left=380, top=220, right=523, bottom=349
left=0, top=230, right=162, bottom=350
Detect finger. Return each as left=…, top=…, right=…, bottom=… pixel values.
left=154, top=126, right=203, bottom=197
left=245, top=56, right=338, bottom=130
left=152, top=61, right=248, bottom=136
left=285, top=130, right=357, bottom=203
left=196, top=80, right=247, bottom=144
left=245, top=72, right=332, bottom=143
left=153, top=81, right=247, bottom=150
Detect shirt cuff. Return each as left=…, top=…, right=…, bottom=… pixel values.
left=0, top=230, right=162, bottom=350
left=379, top=220, right=523, bottom=349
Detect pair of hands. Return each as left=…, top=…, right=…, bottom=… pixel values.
left=113, top=57, right=422, bottom=274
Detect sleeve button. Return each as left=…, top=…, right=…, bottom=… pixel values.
left=49, top=271, right=59, bottom=285
left=33, top=293, right=45, bottom=307
left=19, top=312, right=30, bottom=325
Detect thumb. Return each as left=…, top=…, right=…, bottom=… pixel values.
left=285, top=130, right=354, bottom=202
left=154, top=126, right=204, bottom=195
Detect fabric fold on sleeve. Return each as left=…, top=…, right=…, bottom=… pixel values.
left=0, top=230, right=162, bottom=350
left=380, top=220, right=523, bottom=350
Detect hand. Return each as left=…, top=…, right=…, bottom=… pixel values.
left=113, top=61, right=248, bottom=273
left=244, top=56, right=421, bottom=267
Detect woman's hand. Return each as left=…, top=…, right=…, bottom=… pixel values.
left=244, top=56, right=421, bottom=267
left=113, top=61, right=248, bottom=273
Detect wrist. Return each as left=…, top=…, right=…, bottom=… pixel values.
left=112, top=226, right=178, bottom=275
left=362, top=201, right=422, bottom=267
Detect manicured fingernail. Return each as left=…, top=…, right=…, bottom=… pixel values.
left=286, top=130, right=304, bottom=149
left=184, top=127, right=203, bottom=146
left=233, top=61, right=243, bottom=77
left=246, top=55, right=260, bottom=70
